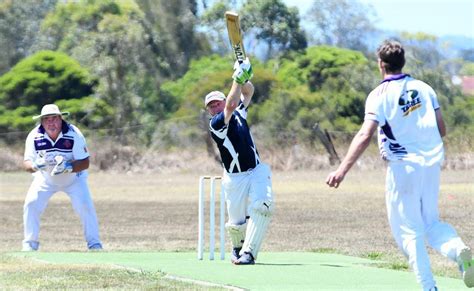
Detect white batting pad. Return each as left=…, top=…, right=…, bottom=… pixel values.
left=240, top=211, right=271, bottom=259
left=226, top=222, right=247, bottom=248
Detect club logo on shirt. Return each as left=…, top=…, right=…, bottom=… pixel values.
left=63, top=140, right=72, bottom=149
left=399, top=90, right=421, bottom=116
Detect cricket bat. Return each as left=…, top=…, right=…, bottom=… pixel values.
left=225, top=11, right=246, bottom=63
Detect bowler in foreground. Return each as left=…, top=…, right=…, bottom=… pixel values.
left=326, top=40, right=473, bottom=290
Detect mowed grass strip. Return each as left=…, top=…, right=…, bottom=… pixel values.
left=0, top=254, right=224, bottom=290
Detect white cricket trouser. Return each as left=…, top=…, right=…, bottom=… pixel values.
left=222, top=163, right=273, bottom=225
left=386, top=161, right=467, bottom=291
left=23, top=175, right=101, bottom=249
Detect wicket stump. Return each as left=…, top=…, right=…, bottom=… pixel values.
left=198, top=176, right=225, bottom=260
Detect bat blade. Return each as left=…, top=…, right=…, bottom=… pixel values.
left=225, top=11, right=246, bottom=63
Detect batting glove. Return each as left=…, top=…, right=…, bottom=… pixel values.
left=51, top=155, right=73, bottom=176
left=232, top=67, right=248, bottom=84
left=240, top=58, right=253, bottom=80
left=31, top=157, right=46, bottom=172
left=232, top=58, right=253, bottom=84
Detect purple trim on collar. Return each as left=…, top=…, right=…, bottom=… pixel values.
left=61, top=121, right=69, bottom=134
left=37, top=121, right=70, bottom=134
left=38, top=125, right=45, bottom=134
left=381, top=74, right=410, bottom=84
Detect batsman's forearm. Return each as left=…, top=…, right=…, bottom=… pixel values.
left=225, top=81, right=242, bottom=115
left=241, top=81, right=254, bottom=107
left=228, top=81, right=242, bottom=105
left=223, top=81, right=242, bottom=124
left=241, top=81, right=254, bottom=97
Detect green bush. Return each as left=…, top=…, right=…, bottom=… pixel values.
left=0, top=50, right=96, bottom=109
left=0, top=50, right=106, bottom=138
left=277, top=45, right=368, bottom=91
left=162, top=55, right=277, bottom=119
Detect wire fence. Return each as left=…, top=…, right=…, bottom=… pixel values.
left=1, top=113, right=473, bottom=172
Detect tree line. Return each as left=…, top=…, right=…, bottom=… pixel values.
left=0, top=0, right=472, bottom=148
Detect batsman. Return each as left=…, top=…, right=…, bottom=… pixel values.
left=204, top=57, right=274, bottom=265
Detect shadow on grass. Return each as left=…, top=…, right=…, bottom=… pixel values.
left=256, top=263, right=305, bottom=266
left=319, top=263, right=346, bottom=268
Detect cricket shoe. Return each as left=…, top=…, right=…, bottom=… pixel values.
left=231, top=247, right=242, bottom=264
left=234, top=251, right=255, bottom=265
left=22, top=242, right=38, bottom=252
left=88, top=243, right=103, bottom=251
left=21, top=244, right=36, bottom=252
left=458, top=247, right=474, bottom=287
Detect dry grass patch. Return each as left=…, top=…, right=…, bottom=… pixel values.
left=0, top=254, right=222, bottom=290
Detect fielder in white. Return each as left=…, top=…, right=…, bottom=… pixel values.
left=205, top=58, right=274, bottom=265
left=22, top=104, right=102, bottom=251
left=326, top=40, right=473, bottom=291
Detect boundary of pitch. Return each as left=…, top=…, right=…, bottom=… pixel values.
left=22, top=255, right=245, bottom=291
left=111, top=264, right=246, bottom=291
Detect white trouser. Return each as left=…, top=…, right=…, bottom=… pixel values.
left=222, top=163, right=273, bottom=225
left=23, top=174, right=102, bottom=249
left=386, top=161, right=467, bottom=291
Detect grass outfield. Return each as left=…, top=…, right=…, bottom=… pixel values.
left=6, top=251, right=468, bottom=290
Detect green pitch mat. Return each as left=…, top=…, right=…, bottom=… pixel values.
left=12, top=252, right=466, bottom=290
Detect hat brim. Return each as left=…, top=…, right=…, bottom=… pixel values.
left=33, top=112, right=70, bottom=120
left=205, top=97, right=226, bottom=107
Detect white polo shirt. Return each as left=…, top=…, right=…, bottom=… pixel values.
left=24, top=121, right=89, bottom=186
left=365, top=74, right=444, bottom=166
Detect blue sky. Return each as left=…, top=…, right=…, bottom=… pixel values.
left=283, top=0, right=474, bottom=39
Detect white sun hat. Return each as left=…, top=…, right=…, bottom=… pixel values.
left=33, top=104, right=70, bottom=120
left=204, top=91, right=226, bottom=107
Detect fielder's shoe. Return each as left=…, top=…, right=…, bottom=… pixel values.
left=231, top=247, right=242, bottom=264
left=88, top=243, right=103, bottom=251
left=428, top=287, right=438, bottom=291
left=21, top=242, right=38, bottom=252
left=234, top=251, right=255, bottom=265
left=21, top=244, right=36, bottom=252
left=458, top=247, right=474, bottom=287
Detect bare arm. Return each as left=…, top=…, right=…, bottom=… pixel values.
left=241, top=81, right=255, bottom=108
left=23, top=160, right=37, bottom=173
left=72, top=157, right=90, bottom=172
left=326, top=120, right=378, bottom=188
left=224, top=80, right=243, bottom=124
left=435, top=108, right=446, bottom=137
